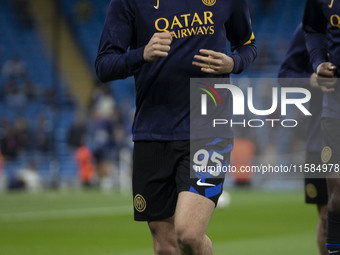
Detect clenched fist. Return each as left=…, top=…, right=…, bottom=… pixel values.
left=316, top=62, right=337, bottom=93
left=143, top=32, right=173, bottom=62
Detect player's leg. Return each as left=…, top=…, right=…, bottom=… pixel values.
left=175, top=191, right=215, bottom=255
left=321, top=118, right=340, bottom=255
left=326, top=178, right=340, bottom=255
left=305, top=179, right=328, bottom=255
left=174, top=138, right=232, bottom=254
left=148, top=216, right=179, bottom=255
left=316, top=204, right=328, bottom=255
left=327, top=179, right=340, bottom=212
left=305, top=150, right=328, bottom=255
left=133, top=141, right=179, bottom=254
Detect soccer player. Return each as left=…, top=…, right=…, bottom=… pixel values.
left=278, top=23, right=328, bottom=255
left=303, top=0, right=340, bottom=254
left=95, top=0, right=256, bottom=254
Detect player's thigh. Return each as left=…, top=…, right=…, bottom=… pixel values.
left=321, top=118, right=340, bottom=211
left=174, top=191, right=215, bottom=236
left=176, top=138, right=233, bottom=206
left=327, top=178, right=340, bottom=211
left=148, top=216, right=176, bottom=238
left=173, top=138, right=232, bottom=234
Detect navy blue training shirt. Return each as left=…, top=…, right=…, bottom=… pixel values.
left=278, top=24, right=323, bottom=152
left=95, top=0, right=257, bottom=141
left=303, top=0, right=340, bottom=120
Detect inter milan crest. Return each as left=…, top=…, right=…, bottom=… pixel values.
left=306, top=183, right=317, bottom=199
left=321, top=146, right=332, bottom=163
left=134, top=194, right=146, bottom=212
left=202, top=0, right=216, bottom=7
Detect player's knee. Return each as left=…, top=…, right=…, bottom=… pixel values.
left=154, top=246, right=178, bottom=255
left=151, top=231, right=178, bottom=255
left=176, top=228, right=203, bottom=251
left=148, top=222, right=178, bottom=254
left=319, top=207, right=328, bottom=225
left=329, top=194, right=340, bottom=213
left=148, top=222, right=158, bottom=236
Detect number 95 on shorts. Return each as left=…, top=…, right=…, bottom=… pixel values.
left=190, top=138, right=233, bottom=179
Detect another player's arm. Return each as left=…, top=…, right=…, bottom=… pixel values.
left=278, top=25, right=312, bottom=80
left=192, top=0, right=257, bottom=74
left=303, top=0, right=336, bottom=92
left=315, top=62, right=337, bottom=92
left=278, top=24, right=319, bottom=89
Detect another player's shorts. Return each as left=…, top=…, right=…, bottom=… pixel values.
left=132, top=138, right=233, bottom=221
left=321, top=118, right=340, bottom=165
left=305, top=151, right=328, bottom=205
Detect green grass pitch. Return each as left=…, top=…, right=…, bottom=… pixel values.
left=0, top=189, right=319, bottom=255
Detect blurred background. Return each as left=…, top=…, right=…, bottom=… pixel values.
left=0, top=0, right=309, bottom=192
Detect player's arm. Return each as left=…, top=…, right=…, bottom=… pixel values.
left=143, top=32, right=173, bottom=62
left=95, top=0, right=172, bottom=82
left=303, top=0, right=328, bottom=71
left=192, top=49, right=235, bottom=74
left=278, top=25, right=313, bottom=79
left=225, top=0, right=257, bottom=74
left=192, top=0, right=257, bottom=74
left=95, top=0, right=143, bottom=82
left=303, top=0, right=336, bottom=92
left=278, top=24, right=318, bottom=88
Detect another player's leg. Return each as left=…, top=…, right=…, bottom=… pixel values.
left=316, top=204, right=328, bottom=255
left=326, top=178, right=340, bottom=255
left=321, top=118, right=340, bottom=255
left=175, top=191, right=215, bottom=255
left=305, top=150, right=328, bottom=255
left=148, top=216, right=179, bottom=255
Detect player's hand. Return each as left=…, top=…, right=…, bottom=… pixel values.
left=316, top=62, right=337, bottom=93
left=309, top=73, right=319, bottom=89
left=143, top=32, right=173, bottom=62
left=192, top=49, right=234, bottom=74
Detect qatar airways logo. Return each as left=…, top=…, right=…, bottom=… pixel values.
left=200, top=84, right=311, bottom=128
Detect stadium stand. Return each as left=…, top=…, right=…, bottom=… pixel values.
left=0, top=0, right=77, bottom=188
left=60, top=0, right=137, bottom=104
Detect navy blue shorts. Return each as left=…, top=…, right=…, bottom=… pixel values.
left=305, top=151, right=328, bottom=205
left=132, top=138, right=233, bottom=221
left=321, top=118, right=340, bottom=165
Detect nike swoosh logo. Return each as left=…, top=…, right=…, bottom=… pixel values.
left=196, top=179, right=216, bottom=187
left=154, top=0, right=159, bottom=9
left=328, top=251, right=339, bottom=254
left=328, top=0, right=334, bottom=8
